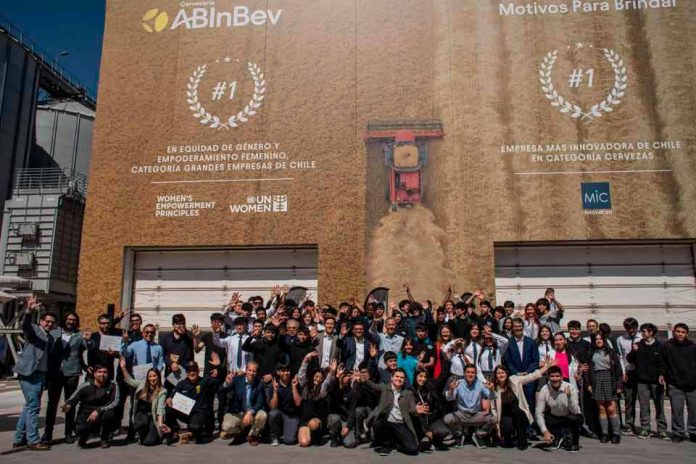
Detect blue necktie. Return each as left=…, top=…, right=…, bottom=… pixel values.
left=146, top=343, right=153, bottom=364
left=236, top=336, right=243, bottom=369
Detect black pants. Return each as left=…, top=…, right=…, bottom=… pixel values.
left=44, top=374, right=79, bottom=439
left=500, top=404, right=529, bottom=447
left=133, top=410, right=161, bottom=446
left=581, top=388, right=599, bottom=434
left=165, top=408, right=213, bottom=442
left=76, top=408, right=117, bottom=442
left=373, top=418, right=418, bottom=456
left=414, top=416, right=449, bottom=445
left=544, top=413, right=583, bottom=446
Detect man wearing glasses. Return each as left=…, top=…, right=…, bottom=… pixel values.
left=13, top=296, right=57, bottom=450
left=160, top=314, right=194, bottom=391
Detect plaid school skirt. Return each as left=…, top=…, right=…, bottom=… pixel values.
left=592, top=369, right=617, bottom=401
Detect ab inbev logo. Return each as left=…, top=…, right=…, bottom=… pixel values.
left=581, top=182, right=612, bottom=215
left=142, top=4, right=282, bottom=33
left=229, top=195, right=288, bottom=214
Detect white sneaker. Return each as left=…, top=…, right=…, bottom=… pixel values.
left=471, top=433, right=487, bottom=449
left=271, top=439, right=280, bottom=447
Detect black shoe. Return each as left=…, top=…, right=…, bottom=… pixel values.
left=375, top=447, right=392, bottom=456
left=64, top=435, right=75, bottom=444
left=569, top=444, right=580, bottom=453
left=78, top=438, right=88, bottom=448
left=12, top=440, right=27, bottom=449
left=40, top=434, right=52, bottom=444
left=434, top=442, right=449, bottom=451
left=100, top=440, right=110, bottom=449
left=517, top=442, right=529, bottom=451
left=690, top=434, right=696, bottom=443
left=600, top=436, right=610, bottom=444
left=672, top=435, right=684, bottom=443
left=330, top=439, right=340, bottom=448
left=611, top=435, right=621, bottom=444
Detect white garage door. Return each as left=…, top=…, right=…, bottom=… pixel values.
left=494, top=243, right=696, bottom=330
left=127, top=247, right=318, bottom=329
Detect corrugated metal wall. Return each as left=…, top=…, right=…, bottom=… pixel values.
left=34, top=101, right=94, bottom=175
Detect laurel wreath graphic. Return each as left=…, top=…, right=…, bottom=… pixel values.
left=186, top=62, right=265, bottom=130
left=539, top=48, right=628, bottom=122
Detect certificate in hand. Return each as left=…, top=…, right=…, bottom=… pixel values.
left=132, top=363, right=153, bottom=381
left=172, top=392, right=196, bottom=415
left=99, top=334, right=122, bottom=352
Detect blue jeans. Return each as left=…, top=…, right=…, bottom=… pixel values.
left=15, top=371, right=46, bottom=445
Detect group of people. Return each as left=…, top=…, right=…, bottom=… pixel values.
left=11, top=286, right=696, bottom=456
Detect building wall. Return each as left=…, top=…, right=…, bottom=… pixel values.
left=77, top=0, right=696, bottom=322
left=0, top=33, right=39, bottom=214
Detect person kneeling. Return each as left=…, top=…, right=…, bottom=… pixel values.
left=220, top=361, right=267, bottom=445
left=367, top=368, right=427, bottom=456
left=536, top=365, right=583, bottom=452
left=119, top=358, right=168, bottom=445
left=63, top=364, right=119, bottom=448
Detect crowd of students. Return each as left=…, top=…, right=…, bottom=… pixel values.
left=11, top=286, right=696, bottom=455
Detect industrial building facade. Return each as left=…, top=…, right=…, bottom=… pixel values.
left=77, top=1, right=696, bottom=329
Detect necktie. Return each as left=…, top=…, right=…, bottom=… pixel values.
left=245, top=384, right=252, bottom=409
left=236, top=335, right=243, bottom=369
left=146, top=343, right=153, bottom=364
left=473, top=343, right=478, bottom=362
left=545, top=341, right=550, bottom=356
left=488, top=349, right=494, bottom=370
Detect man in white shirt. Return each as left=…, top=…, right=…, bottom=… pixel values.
left=370, top=317, right=405, bottom=369
left=214, top=317, right=250, bottom=373
left=536, top=365, right=583, bottom=452
left=315, top=315, right=340, bottom=369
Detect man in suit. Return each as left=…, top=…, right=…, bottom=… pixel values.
left=504, top=318, right=540, bottom=424
left=220, top=361, right=267, bottom=445
left=340, top=320, right=374, bottom=371
left=315, top=315, right=341, bottom=369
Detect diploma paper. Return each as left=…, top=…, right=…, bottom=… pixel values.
left=132, top=363, right=153, bottom=381
left=99, top=335, right=122, bottom=352
left=171, top=392, right=196, bottom=415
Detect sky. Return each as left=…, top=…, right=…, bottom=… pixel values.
left=0, top=0, right=105, bottom=98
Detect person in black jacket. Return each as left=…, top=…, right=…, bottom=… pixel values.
left=284, top=326, right=314, bottom=376
left=326, top=366, right=355, bottom=447
left=243, top=323, right=285, bottom=379
left=159, top=314, right=194, bottom=391
left=626, top=323, right=668, bottom=439
left=63, top=364, right=119, bottom=449
left=658, top=323, right=696, bottom=443
left=164, top=361, right=220, bottom=444
left=566, top=320, right=598, bottom=439
left=268, top=363, right=300, bottom=446
left=411, top=368, right=449, bottom=451
left=293, top=353, right=336, bottom=447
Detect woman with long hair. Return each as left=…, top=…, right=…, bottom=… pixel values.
left=589, top=334, right=623, bottom=444
left=536, top=325, right=556, bottom=362
left=118, top=357, right=168, bottom=446
left=432, top=324, right=453, bottom=388
left=411, top=368, right=449, bottom=451
left=294, top=353, right=336, bottom=447
left=500, top=317, right=514, bottom=338
left=477, top=330, right=509, bottom=383
left=397, top=338, right=419, bottom=385
left=491, top=359, right=556, bottom=449
left=522, top=303, right=540, bottom=339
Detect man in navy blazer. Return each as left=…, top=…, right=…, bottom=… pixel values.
left=504, top=318, right=540, bottom=418
left=340, top=320, right=375, bottom=371
left=219, top=361, right=267, bottom=445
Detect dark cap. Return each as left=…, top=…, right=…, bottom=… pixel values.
left=186, top=361, right=200, bottom=372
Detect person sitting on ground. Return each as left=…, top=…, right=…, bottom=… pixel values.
left=293, top=352, right=337, bottom=447
left=63, top=364, right=120, bottom=449
left=411, top=368, right=449, bottom=451
left=118, top=357, right=168, bottom=446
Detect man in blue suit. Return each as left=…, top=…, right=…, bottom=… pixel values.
left=340, top=321, right=375, bottom=371
left=504, top=318, right=540, bottom=432
left=220, top=361, right=267, bottom=445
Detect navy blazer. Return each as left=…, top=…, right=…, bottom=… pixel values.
left=224, top=376, right=266, bottom=414
left=503, top=336, right=539, bottom=375
left=341, top=335, right=374, bottom=371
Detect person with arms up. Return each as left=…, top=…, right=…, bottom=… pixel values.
left=293, top=353, right=336, bottom=447
left=13, top=296, right=56, bottom=450
left=63, top=364, right=120, bottom=448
